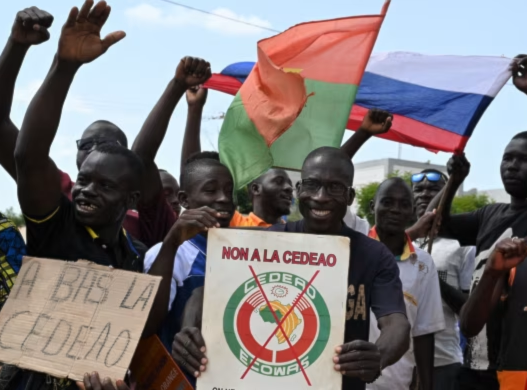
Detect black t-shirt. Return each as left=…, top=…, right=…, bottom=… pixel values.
left=445, top=203, right=527, bottom=376
left=25, top=195, right=146, bottom=272
left=5, top=196, right=147, bottom=390
left=268, top=220, right=406, bottom=390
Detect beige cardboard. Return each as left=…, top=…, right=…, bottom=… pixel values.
left=0, top=257, right=160, bottom=382
left=198, top=229, right=350, bottom=390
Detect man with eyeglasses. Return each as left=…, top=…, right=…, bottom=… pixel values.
left=267, top=147, right=410, bottom=390
left=411, top=169, right=475, bottom=390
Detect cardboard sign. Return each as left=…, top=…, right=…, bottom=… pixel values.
left=130, top=335, right=193, bottom=390
left=198, top=229, right=350, bottom=390
left=0, top=257, right=160, bottom=382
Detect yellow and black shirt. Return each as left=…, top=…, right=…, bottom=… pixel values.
left=24, top=195, right=145, bottom=272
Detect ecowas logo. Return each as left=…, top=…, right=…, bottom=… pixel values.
left=223, top=271, right=330, bottom=377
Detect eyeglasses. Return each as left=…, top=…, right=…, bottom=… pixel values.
left=411, top=172, right=446, bottom=183
left=76, top=137, right=121, bottom=151
left=299, top=179, right=350, bottom=196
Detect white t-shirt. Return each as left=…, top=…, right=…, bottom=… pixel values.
left=416, top=238, right=476, bottom=367
left=367, top=247, right=445, bottom=390
left=344, top=208, right=370, bottom=235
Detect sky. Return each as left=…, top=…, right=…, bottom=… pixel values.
left=1, top=0, right=526, bottom=212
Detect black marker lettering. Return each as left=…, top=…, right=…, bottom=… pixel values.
left=72, top=270, right=97, bottom=303
left=21, top=313, right=50, bottom=352
left=51, top=267, right=81, bottom=303
left=91, top=274, right=110, bottom=304
left=41, top=319, right=72, bottom=356
left=104, top=329, right=131, bottom=367
left=131, top=282, right=156, bottom=311
left=119, top=277, right=138, bottom=309
left=14, top=262, right=40, bottom=299
left=0, top=311, right=30, bottom=349
left=84, top=322, right=111, bottom=361
left=66, top=325, right=92, bottom=360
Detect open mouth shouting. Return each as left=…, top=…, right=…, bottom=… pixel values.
left=75, top=198, right=100, bottom=215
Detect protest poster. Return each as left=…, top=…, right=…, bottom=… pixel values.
left=0, top=257, right=161, bottom=382
left=130, top=335, right=193, bottom=390
left=198, top=229, right=350, bottom=390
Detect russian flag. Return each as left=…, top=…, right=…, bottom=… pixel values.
left=205, top=52, right=511, bottom=153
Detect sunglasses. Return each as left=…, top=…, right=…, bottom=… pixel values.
left=411, top=172, right=445, bottom=183
left=76, top=137, right=121, bottom=151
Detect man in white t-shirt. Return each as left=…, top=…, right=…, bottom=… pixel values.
left=412, top=169, right=476, bottom=389
left=344, top=207, right=370, bottom=235
left=367, top=177, right=445, bottom=390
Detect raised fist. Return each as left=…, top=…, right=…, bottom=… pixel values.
left=175, top=57, right=212, bottom=89
left=11, top=7, right=54, bottom=46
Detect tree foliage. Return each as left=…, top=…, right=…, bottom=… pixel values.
left=2, top=207, right=25, bottom=227
left=355, top=171, right=494, bottom=226
left=236, top=186, right=253, bottom=214
left=452, top=193, right=494, bottom=214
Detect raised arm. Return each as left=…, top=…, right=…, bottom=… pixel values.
left=0, top=7, right=53, bottom=181
left=340, top=108, right=392, bottom=160
left=14, top=0, right=125, bottom=217
left=180, top=86, right=207, bottom=170
left=512, top=55, right=527, bottom=96
left=144, top=207, right=220, bottom=338
left=460, top=238, right=527, bottom=337
left=132, top=57, right=210, bottom=204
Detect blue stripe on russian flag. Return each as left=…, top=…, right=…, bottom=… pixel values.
left=356, top=72, right=494, bottom=137
left=220, top=61, right=254, bottom=83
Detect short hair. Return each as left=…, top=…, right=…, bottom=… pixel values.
left=93, top=143, right=145, bottom=190
left=302, top=147, right=354, bottom=184
left=512, top=131, right=527, bottom=141
left=375, top=177, right=413, bottom=203
left=85, top=120, right=128, bottom=148
left=180, top=151, right=225, bottom=191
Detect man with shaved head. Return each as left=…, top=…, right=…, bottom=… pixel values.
left=368, top=177, right=444, bottom=390
left=174, top=146, right=410, bottom=390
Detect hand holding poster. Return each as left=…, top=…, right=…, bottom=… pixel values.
left=0, top=258, right=160, bottom=382
left=198, top=229, right=350, bottom=390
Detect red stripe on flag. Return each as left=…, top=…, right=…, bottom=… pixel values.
left=348, top=105, right=469, bottom=154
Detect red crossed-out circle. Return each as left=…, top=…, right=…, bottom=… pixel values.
left=236, top=293, right=318, bottom=363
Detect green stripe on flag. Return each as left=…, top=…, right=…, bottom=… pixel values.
left=219, top=93, right=273, bottom=189
left=219, top=80, right=358, bottom=189
left=271, top=79, right=358, bottom=170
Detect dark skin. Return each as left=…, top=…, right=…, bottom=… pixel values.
left=160, top=171, right=181, bottom=214
left=371, top=179, right=434, bottom=390
left=73, top=152, right=139, bottom=244
left=420, top=139, right=527, bottom=242
left=340, top=108, right=437, bottom=237
left=180, top=90, right=294, bottom=224
left=413, top=174, right=469, bottom=314
left=174, top=153, right=410, bottom=381
left=460, top=237, right=527, bottom=337
left=0, top=7, right=53, bottom=181
left=295, top=150, right=410, bottom=382
left=76, top=121, right=127, bottom=170
left=181, top=86, right=207, bottom=170
left=132, top=57, right=211, bottom=210
left=145, top=164, right=233, bottom=335
left=77, top=372, right=129, bottom=390
left=14, top=0, right=126, bottom=223
left=251, top=168, right=294, bottom=224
